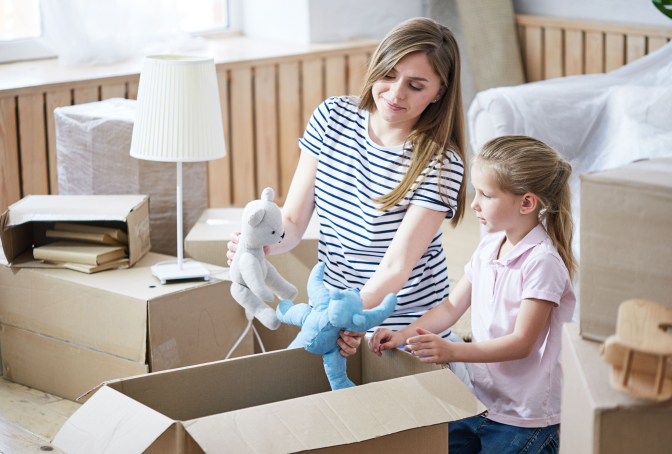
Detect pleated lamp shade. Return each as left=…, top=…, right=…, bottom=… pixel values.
left=130, top=55, right=226, bottom=162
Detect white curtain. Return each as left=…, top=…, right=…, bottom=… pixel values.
left=38, top=0, right=209, bottom=66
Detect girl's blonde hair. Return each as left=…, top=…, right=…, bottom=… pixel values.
left=476, top=136, right=578, bottom=281
left=358, top=18, right=466, bottom=227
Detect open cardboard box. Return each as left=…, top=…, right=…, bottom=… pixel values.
left=0, top=194, right=151, bottom=269
left=54, top=345, right=486, bottom=453
left=185, top=208, right=321, bottom=353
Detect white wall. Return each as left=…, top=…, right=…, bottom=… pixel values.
left=242, top=0, right=427, bottom=44
left=512, top=0, right=672, bottom=27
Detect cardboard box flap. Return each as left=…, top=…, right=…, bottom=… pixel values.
left=184, top=368, right=486, bottom=454
left=53, top=385, right=174, bottom=454
left=581, top=158, right=672, bottom=191
left=5, top=195, right=148, bottom=227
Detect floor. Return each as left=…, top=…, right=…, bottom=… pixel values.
left=0, top=195, right=481, bottom=452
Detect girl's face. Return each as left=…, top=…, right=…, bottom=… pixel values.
left=470, top=163, right=521, bottom=234
left=371, top=52, right=445, bottom=128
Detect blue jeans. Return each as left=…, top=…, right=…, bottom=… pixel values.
left=449, top=416, right=559, bottom=454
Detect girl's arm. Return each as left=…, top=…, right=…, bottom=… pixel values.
left=405, top=297, right=554, bottom=363
left=360, top=204, right=448, bottom=309
left=267, top=151, right=318, bottom=256
left=368, top=274, right=472, bottom=355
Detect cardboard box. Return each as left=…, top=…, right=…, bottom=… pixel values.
left=53, top=345, right=486, bottom=454
left=580, top=158, right=672, bottom=341
left=0, top=324, right=147, bottom=401
left=185, top=208, right=321, bottom=352
left=560, top=324, right=672, bottom=454
left=0, top=252, right=253, bottom=399
left=0, top=194, right=151, bottom=269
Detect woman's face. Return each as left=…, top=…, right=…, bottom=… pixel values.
left=371, top=52, right=445, bottom=128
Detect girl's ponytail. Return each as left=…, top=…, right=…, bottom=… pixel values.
left=476, top=136, right=578, bottom=281
left=541, top=161, right=577, bottom=282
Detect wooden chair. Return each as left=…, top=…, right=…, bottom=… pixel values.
left=601, top=299, right=672, bottom=402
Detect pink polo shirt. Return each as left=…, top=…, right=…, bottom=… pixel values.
left=464, top=223, right=575, bottom=428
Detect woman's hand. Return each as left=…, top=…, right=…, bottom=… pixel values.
left=337, top=330, right=366, bottom=357
left=404, top=327, right=459, bottom=364
left=226, top=231, right=270, bottom=266
left=368, top=328, right=405, bottom=356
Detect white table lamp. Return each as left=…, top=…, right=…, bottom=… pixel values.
left=130, top=55, right=226, bottom=283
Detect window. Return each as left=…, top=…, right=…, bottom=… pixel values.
left=0, top=0, right=233, bottom=64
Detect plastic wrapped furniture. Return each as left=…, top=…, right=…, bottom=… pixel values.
left=467, top=42, right=672, bottom=320
left=55, top=98, right=207, bottom=256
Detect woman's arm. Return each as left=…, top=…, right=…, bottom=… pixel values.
left=227, top=151, right=317, bottom=264
left=360, top=203, right=447, bottom=309
left=267, top=151, right=318, bottom=256
left=405, top=297, right=554, bottom=363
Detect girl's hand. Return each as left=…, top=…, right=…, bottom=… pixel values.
left=404, top=327, right=458, bottom=364
left=227, top=231, right=270, bottom=266
left=368, top=328, right=404, bottom=356
left=337, top=330, right=365, bottom=357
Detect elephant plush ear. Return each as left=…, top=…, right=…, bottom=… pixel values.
left=352, top=314, right=366, bottom=326
left=247, top=207, right=265, bottom=226
left=261, top=187, right=275, bottom=202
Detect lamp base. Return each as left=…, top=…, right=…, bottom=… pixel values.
left=151, top=261, right=211, bottom=284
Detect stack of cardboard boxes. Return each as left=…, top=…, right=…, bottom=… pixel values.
left=560, top=158, right=672, bottom=454
left=0, top=195, right=252, bottom=401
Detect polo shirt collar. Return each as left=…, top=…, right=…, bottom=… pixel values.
left=491, top=223, right=548, bottom=266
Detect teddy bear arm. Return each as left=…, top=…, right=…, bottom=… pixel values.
left=345, top=293, right=398, bottom=332
left=239, top=253, right=274, bottom=302
left=264, top=261, right=299, bottom=301
left=276, top=301, right=312, bottom=327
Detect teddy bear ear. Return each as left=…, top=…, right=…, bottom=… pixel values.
left=247, top=208, right=265, bottom=226
left=261, top=187, right=275, bottom=202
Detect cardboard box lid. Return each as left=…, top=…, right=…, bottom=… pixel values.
left=5, top=194, right=148, bottom=226
left=54, top=347, right=486, bottom=454
left=580, top=158, right=672, bottom=191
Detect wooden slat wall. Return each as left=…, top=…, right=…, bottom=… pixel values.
left=517, top=15, right=672, bottom=82
left=0, top=47, right=375, bottom=213
left=2, top=15, right=671, bottom=212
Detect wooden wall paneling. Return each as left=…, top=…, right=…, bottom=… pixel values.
left=626, top=34, right=646, bottom=63
left=301, top=58, right=324, bottom=127
left=564, top=29, right=584, bottom=76
left=524, top=26, right=543, bottom=82
left=277, top=61, right=301, bottom=205
left=17, top=93, right=49, bottom=197
left=73, top=85, right=99, bottom=104
left=648, top=36, right=669, bottom=53
left=347, top=52, right=368, bottom=96
left=100, top=83, right=126, bottom=100
left=325, top=55, right=347, bottom=99
left=253, top=64, right=280, bottom=197
left=45, top=90, right=72, bottom=195
left=585, top=31, right=604, bottom=74
left=605, top=33, right=625, bottom=72
left=543, top=27, right=563, bottom=79
left=229, top=67, right=256, bottom=205
left=207, top=70, right=232, bottom=207
left=127, top=80, right=139, bottom=100
left=0, top=96, right=21, bottom=213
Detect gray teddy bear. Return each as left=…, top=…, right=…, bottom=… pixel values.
left=230, top=187, right=298, bottom=330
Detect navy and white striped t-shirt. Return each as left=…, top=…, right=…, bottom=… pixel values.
left=298, top=96, right=464, bottom=335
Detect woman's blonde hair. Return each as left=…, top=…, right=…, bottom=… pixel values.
left=358, top=18, right=466, bottom=227
left=475, top=136, right=578, bottom=281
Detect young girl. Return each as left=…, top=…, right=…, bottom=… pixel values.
left=227, top=18, right=471, bottom=383
left=369, top=135, right=577, bottom=453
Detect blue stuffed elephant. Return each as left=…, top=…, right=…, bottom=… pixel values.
left=276, top=262, right=397, bottom=390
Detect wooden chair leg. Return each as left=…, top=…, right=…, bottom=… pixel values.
left=622, top=348, right=633, bottom=387
left=655, top=355, right=667, bottom=395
